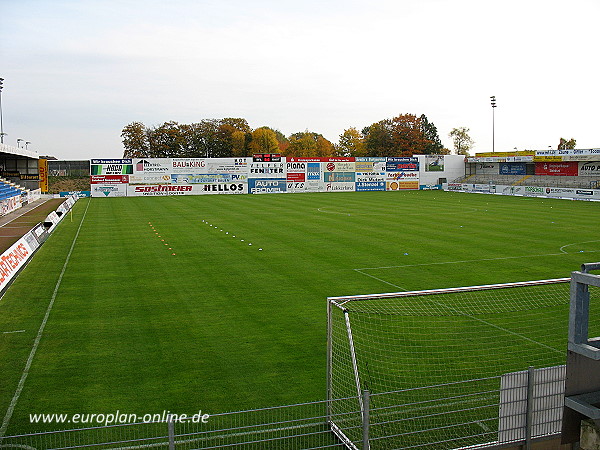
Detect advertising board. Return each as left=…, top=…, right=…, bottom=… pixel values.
left=386, top=157, right=419, bottom=172
left=91, top=184, right=128, bottom=197
left=324, top=172, right=355, bottom=182
left=90, top=175, right=129, bottom=184
left=355, top=157, right=387, bottom=173
left=129, top=159, right=172, bottom=184
left=499, top=163, right=526, bottom=175
left=170, top=173, right=247, bottom=183
left=171, top=158, right=248, bottom=174
left=578, top=162, right=600, bottom=177
left=477, top=163, right=498, bottom=174
left=324, top=182, right=355, bottom=192
left=91, top=159, right=133, bottom=175
left=535, top=162, right=579, bottom=176
left=248, top=162, right=285, bottom=178
left=249, top=179, right=287, bottom=194
left=0, top=237, right=34, bottom=292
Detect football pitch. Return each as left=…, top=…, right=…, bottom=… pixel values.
left=0, top=190, right=599, bottom=435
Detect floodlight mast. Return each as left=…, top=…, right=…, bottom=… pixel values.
left=0, top=78, right=4, bottom=144
left=490, top=96, right=497, bottom=153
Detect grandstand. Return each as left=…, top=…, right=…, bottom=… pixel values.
left=452, top=149, right=600, bottom=197
left=0, top=178, right=25, bottom=200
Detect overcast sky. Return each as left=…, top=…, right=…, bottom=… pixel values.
left=1, top=0, right=598, bottom=160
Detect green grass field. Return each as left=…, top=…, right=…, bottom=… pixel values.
left=0, top=190, right=599, bottom=436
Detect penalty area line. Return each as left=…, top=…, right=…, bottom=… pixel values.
left=353, top=249, right=600, bottom=272
left=0, top=200, right=90, bottom=438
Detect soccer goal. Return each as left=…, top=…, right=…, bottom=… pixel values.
left=327, top=278, right=574, bottom=449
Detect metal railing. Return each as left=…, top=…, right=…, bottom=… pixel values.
left=0, top=369, right=566, bottom=450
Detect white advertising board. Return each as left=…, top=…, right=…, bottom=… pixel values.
left=91, top=184, right=128, bottom=197
left=0, top=237, right=35, bottom=292
left=248, top=162, right=285, bottom=178
left=127, top=183, right=248, bottom=196
left=130, top=158, right=173, bottom=184
left=171, top=158, right=248, bottom=174
left=578, top=162, right=600, bottom=177
left=324, top=182, right=355, bottom=192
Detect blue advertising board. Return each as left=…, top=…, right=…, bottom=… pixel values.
left=307, top=163, right=321, bottom=180
left=386, top=157, right=419, bottom=172
left=499, top=163, right=526, bottom=175
left=356, top=182, right=386, bottom=191
left=248, top=178, right=287, bottom=194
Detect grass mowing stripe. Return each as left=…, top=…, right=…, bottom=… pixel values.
left=0, top=199, right=90, bottom=437
left=0, top=191, right=598, bottom=436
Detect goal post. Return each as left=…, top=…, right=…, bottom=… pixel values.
left=327, top=278, right=572, bottom=449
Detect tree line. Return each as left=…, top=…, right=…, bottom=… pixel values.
left=121, top=113, right=463, bottom=159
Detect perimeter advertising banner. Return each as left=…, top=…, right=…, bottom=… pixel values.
left=248, top=179, right=287, bottom=194
left=171, top=173, right=247, bottom=183
left=535, top=162, right=579, bottom=176
left=248, top=162, right=285, bottom=178
left=499, top=163, right=526, bottom=175
left=92, top=184, right=128, bottom=197
left=387, top=171, right=420, bottom=190
left=578, top=162, right=600, bottom=176
left=90, top=175, right=129, bottom=184
left=90, top=159, right=133, bottom=175
left=386, top=157, right=419, bottom=172
left=444, top=183, right=600, bottom=201
left=356, top=172, right=386, bottom=191
left=355, top=157, right=386, bottom=173
left=324, top=182, right=355, bottom=192
left=477, top=163, right=498, bottom=174
left=0, top=236, right=35, bottom=292
left=130, top=159, right=172, bottom=184
left=171, top=158, right=248, bottom=174
left=286, top=159, right=308, bottom=193
left=128, top=183, right=247, bottom=196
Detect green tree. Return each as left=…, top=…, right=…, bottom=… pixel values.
left=338, top=127, right=366, bottom=157
left=449, top=127, right=474, bottom=155
left=285, top=131, right=335, bottom=157
left=419, top=114, right=446, bottom=154
left=147, top=121, right=187, bottom=157
left=249, top=127, right=280, bottom=154
left=286, top=131, right=318, bottom=157
left=121, top=122, right=150, bottom=158
left=558, top=137, right=576, bottom=150
left=362, top=120, right=395, bottom=157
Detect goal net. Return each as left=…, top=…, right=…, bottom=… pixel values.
left=327, top=278, right=575, bottom=449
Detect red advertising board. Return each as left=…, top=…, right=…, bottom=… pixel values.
left=535, top=162, right=578, bottom=176
left=287, top=172, right=305, bottom=182
left=90, top=175, right=129, bottom=184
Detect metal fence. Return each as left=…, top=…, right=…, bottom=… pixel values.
left=0, top=370, right=566, bottom=450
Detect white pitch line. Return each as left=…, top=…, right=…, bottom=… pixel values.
left=559, top=240, right=600, bottom=254
left=354, top=249, right=600, bottom=272
left=0, top=200, right=90, bottom=437
left=354, top=269, right=409, bottom=291
left=1, top=330, right=25, bottom=335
